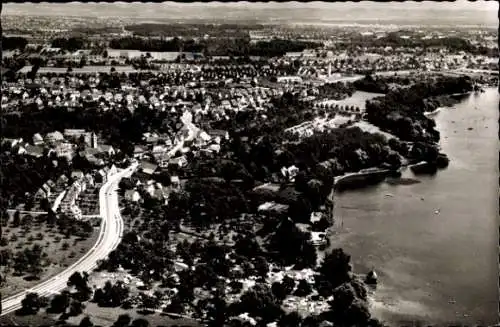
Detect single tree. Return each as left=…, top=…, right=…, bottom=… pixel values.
left=79, top=316, right=94, bottom=327
left=19, top=292, right=47, bottom=315
left=12, top=210, right=21, bottom=227
left=131, top=318, right=150, bottom=327
left=112, top=314, right=132, bottom=327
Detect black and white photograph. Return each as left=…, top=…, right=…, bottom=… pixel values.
left=0, top=1, right=498, bottom=326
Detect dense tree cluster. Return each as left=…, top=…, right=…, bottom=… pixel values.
left=109, top=37, right=203, bottom=53
left=185, top=178, right=250, bottom=226
left=2, top=36, right=28, bottom=50
left=92, top=280, right=130, bottom=307
left=335, top=32, right=496, bottom=56
left=353, top=74, right=394, bottom=93
left=51, top=37, right=87, bottom=52
left=108, top=37, right=322, bottom=58
left=0, top=151, right=72, bottom=210
left=98, top=228, right=175, bottom=282
left=266, top=217, right=317, bottom=268
left=19, top=292, right=49, bottom=315
left=67, top=271, right=92, bottom=302
left=12, top=244, right=46, bottom=279
left=365, top=75, right=474, bottom=143
left=124, top=23, right=263, bottom=38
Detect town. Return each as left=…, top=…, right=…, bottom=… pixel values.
left=0, top=4, right=498, bottom=327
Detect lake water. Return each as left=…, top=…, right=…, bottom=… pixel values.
left=330, top=88, right=499, bottom=326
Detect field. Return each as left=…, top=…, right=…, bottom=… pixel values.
left=0, top=304, right=201, bottom=327
left=0, top=212, right=100, bottom=298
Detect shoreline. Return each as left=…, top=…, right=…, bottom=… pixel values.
left=325, top=87, right=497, bottom=326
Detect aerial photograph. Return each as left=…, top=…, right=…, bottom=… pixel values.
left=0, top=1, right=498, bottom=327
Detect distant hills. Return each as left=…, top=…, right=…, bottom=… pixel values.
left=3, top=1, right=498, bottom=28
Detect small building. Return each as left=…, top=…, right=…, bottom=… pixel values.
left=34, top=188, right=48, bottom=200
left=24, top=144, right=45, bottom=158
left=170, top=176, right=180, bottom=188
left=206, top=129, right=229, bottom=140
left=56, top=174, right=70, bottom=190
left=133, top=145, right=147, bottom=158
left=46, top=179, right=56, bottom=190
left=124, top=189, right=141, bottom=202
left=84, top=173, right=95, bottom=187
left=32, top=133, right=44, bottom=145
left=140, top=161, right=158, bottom=175
left=55, top=142, right=75, bottom=158
left=168, top=156, right=188, bottom=168
left=257, top=201, right=289, bottom=216
left=44, top=131, right=65, bottom=144
left=63, top=129, right=87, bottom=139
left=99, top=144, right=115, bottom=156
left=71, top=170, right=85, bottom=181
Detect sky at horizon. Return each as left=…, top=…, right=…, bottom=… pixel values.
left=3, top=1, right=498, bottom=27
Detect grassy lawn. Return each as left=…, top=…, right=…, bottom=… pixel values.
left=0, top=213, right=100, bottom=298
left=66, top=302, right=202, bottom=327
left=0, top=312, right=58, bottom=327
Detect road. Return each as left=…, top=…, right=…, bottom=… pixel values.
left=1, top=163, right=139, bottom=316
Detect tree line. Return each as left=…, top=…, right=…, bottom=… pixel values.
left=108, top=37, right=323, bottom=57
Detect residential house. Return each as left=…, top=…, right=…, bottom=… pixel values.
left=41, top=183, right=52, bottom=197
left=44, top=131, right=65, bottom=144
left=24, top=144, right=45, bottom=158
left=133, top=145, right=147, bottom=159
left=124, top=189, right=141, bottom=202
left=60, top=180, right=83, bottom=220
left=142, top=132, right=160, bottom=144
left=257, top=201, right=289, bottom=216
left=55, top=174, right=69, bottom=190
left=34, top=188, right=48, bottom=201
left=168, top=156, right=188, bottom=168
left=32, top=133, right=44, bottom=145
left=55, top=142, right=75, bottom=159
left=63, top=129, right=87, bottom=140
left=71, top=170, right=85, bottom=181
left=280, top=165, right=299, bottom=182
left=155, top=153, right=171, bottom=168
left=79, top=148, right=100, bottom=158
left=208, top=144, right=221, bottom=153
left=84, top=173, right=95, bottom=187
left=206, top=129, right=229, bottom=144
left=140, top=161, right=158, bottom=176
left=46, top=179, right=56, bottom=190
left=170, top=176, right=180, bottom=189
left=13, top=144, right=27, bottom=155
left=152, top=144, right=169, bottom=154
left=3, top=138, right=24, bottom=148
left=87, top=156, right=105, bottom=167
left=99, top=144, right=115, bottom=156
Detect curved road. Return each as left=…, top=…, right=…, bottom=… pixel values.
left=1, top=163, right=138, bottom=316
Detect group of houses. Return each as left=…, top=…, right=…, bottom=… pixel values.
left=58, top=165, right=118, bottom=220
left=4, top=129, right=115, bottom=166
